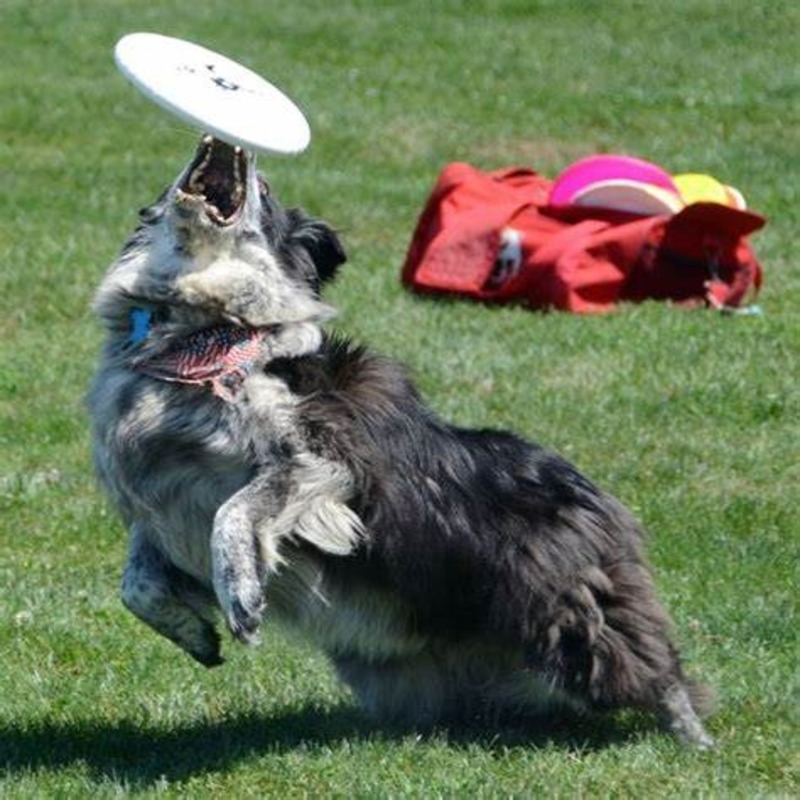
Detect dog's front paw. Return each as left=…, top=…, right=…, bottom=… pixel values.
left=212, top=528, right=266, bottom=644
left=176, top=267, right=270, bottom=326
left=211, top=498, right=268, bottom=646
left=219, top=576, right=266, bottom=645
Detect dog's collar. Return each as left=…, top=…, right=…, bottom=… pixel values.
left=128, top=308, right=269, bottom=402
left=129, top=308, right=153, bottom=346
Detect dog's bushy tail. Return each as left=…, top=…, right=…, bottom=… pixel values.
left=526, top=558, right=713, bottom=717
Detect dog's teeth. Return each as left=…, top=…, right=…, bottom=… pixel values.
left=188, top=165, right=208, bottom=195
left=197, top=148, right=213, bottom=174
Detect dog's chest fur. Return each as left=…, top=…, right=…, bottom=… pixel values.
left=90, top=362, right=298, bottom=583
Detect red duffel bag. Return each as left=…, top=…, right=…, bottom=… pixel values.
left=401, top=162, right=766, bottom=313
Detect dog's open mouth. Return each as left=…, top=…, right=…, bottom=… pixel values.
left=177, top=135, right=248, bottom=225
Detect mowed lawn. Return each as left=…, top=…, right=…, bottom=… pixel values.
left=1, top=1, right=797, bottom=796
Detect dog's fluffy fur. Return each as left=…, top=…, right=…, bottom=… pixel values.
left=88, top=136, right=714, bottom=747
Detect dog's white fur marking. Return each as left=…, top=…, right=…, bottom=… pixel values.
left=660, top=683, right=716, bottom=750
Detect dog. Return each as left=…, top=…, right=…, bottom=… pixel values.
left=88, top=135, right=714, bottom=748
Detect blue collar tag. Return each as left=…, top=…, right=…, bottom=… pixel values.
left=129, top=308, right=153, bottom=346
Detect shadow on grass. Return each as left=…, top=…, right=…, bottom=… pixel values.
left=0, top=703, right=655, bottom=787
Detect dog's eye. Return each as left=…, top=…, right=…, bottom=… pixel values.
left=138, top=189, right=168, bottom=223
left=138, top=205, right=162, bottom=224
left=258, top=177, right=271, bottom=198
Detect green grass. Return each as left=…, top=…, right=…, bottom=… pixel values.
left=1, top=0, right=798, bottom=796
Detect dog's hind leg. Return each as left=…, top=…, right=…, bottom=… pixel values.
left=122, top=524, right=223, bottom=667
left=658, top=681, right=715, bottom=749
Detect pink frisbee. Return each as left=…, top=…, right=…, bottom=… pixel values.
left=549, top=154, right=679, bottom=207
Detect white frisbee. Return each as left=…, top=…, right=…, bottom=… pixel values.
left=114, top=32, right=310, bottom=155
left=572, top=179, right=684, bottom=216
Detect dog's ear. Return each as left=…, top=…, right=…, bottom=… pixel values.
left=310, top=223, right=347, bottom=286
left=286, top=209, right=347, bottom=287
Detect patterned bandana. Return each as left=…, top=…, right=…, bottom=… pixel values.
left=132, top=316, right=269, bottom=402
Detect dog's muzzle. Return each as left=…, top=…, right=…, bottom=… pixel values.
left=176, top=135, right=249, bottom=226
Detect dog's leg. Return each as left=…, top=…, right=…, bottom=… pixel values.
left=210, top=472, right=280, bottom=645
left=658, top=682, right=715, bottom=749
left=177, top=266, right=335, bottom=329
left=212, top=453, right=363, bottom=644
left=122, top=524, right=223, bottom=667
